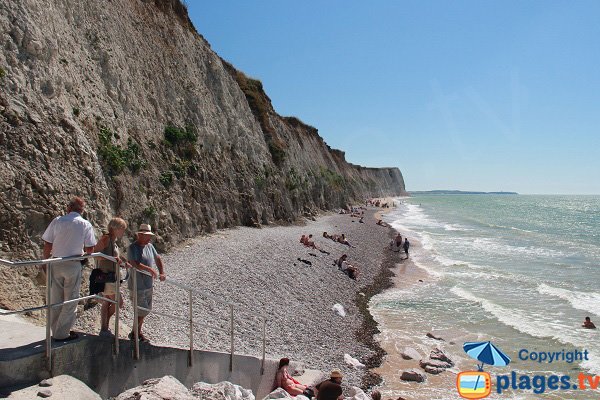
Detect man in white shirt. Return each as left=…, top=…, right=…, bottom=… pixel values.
left=42, top=197, right=96, bottom=341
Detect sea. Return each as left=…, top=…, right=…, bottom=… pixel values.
left=370, top=195, right=600, bottom=399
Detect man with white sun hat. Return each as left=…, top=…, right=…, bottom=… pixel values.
left=127, top=223, right=165, bottom=342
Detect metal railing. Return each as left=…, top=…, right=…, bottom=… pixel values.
left=0, top=253, right=268, bottom=375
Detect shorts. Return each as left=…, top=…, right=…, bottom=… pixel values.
left=103, top=282, right=117, bottom=296
left=131, top=288, right=153, bottom=317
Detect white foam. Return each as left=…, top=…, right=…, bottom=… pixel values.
left=538, top=284, right=600, bottom=318
left=450, top=286, right=600, bottom=375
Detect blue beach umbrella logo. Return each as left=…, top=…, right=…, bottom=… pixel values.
left=463, top=341, right=511, bottom=370
left=456, top=341, right=511, bottom=399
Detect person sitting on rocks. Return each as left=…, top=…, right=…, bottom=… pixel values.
left=337, top=254, right=359, bottom=280
left=274, top=358, right=309, bottom=396
left=337, top=234, right=352, bottom=247
left=370, top=390, right=381, bottom=400
left=315, top=369, right=344, bottom=400
left=300, top=235, right=308, bottom=245
left=376, top=219, right=387, bottom=227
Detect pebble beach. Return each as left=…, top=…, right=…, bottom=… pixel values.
left=74, top=206, right=402, bottom=389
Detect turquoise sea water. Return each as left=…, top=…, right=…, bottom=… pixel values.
left=371, top=195, right=600, bottom=399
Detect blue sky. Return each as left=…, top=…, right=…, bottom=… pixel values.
left=186, top=1, right=600, bottom=194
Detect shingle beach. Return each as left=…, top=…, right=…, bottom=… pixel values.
left=74, top=206, right=401, bottom=389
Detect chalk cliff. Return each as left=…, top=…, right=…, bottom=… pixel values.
left=0, top=0, right=405, bottom=301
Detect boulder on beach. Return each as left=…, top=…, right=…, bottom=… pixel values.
left=429, top=348, right=454, bottom=366
left=426, top=332, right=445, bottom=341
left=344, top=353, right=366, bottom=368
left=400, top=347, right=422, bottom=360
left=262, top=388, right=308, bottom=400
left=116, top=376, right=195, bottom=400
left=400, top=370, right=426, bottom=383
left=191, top=381, right=255, bottom=400
left=419, top=359, right=453, bottom=370
left=347, top=386, right=370, bottom=400
left=423, top=366, right=445, bottom=375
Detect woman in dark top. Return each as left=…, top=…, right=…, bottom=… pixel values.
left=94, top=217, right=128, bottom=336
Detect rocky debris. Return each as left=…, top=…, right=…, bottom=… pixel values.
left=262, top=386, right=370, bottom=400
left=191, top=381, right=255, bottom=400
left=114, top=376, right=256, bottom=400
left=426, top=332, right=445, bottom=341
left=419, top=348, right=454, bottom=375
left=429, top=348, right=454, bottom=366
left=115, top=376, right=195, bottom=400
left=347, top=387, right=371, bottom=400
left=39, top=379, right=53, bottom=387
left=261, top=388, right=309, bottom=400
left=419, top=359, right=453, bottom=370
left=399, top=370, right=426, bottom=383
left=37, top=389, right=52, bottom=398
left=422, top=365, right=445, bottom=375
left=400, top=347, right=422, bottom=360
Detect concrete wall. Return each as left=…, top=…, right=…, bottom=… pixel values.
left=0, top=336, right=279, bottom=399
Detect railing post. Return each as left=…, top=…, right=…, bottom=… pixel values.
left=132, top=267, right=140, bottom=360
left=188, top=289, right=193, bottom=367
left=261, top=317, right=266, bottom=375
left=45, top=264, right=52, bottom=372
left=114, top=260, right=120, bottom=355
left=229, top=304, right=234, bottom=372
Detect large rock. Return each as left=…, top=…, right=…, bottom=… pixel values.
left=261, top=388, right=308, bottom=400
left=419, top=359, right=453, bottom=370
left=116, top=376, right=195, bottom=400
left=400, top=347, right=422, bottom=360
left=423, top=365, right=446, bottom=375
left=191, top=381, right=255, bottom=400
left=346, top=386, right=370, bottom=400
left=426, top=333, right=445, bottom=341
left=399, top=370, right=426, bottom=383
left=430, top=348, right=454, bottom=366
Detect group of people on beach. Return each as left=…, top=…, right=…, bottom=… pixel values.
left=322, top=232, right=352, bottom=247
left=390, top=233, right=410, bottom=259
left=41, top=196, right=164, bottom=342
left=274, top=358, right=379, bottom=400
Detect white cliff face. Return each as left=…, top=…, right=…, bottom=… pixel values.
left=0, top=0, right=405, bottom=260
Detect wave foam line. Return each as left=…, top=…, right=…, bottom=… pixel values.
left=538, top=283, right=600, bottom=318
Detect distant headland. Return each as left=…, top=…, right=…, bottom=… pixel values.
left=409, top=190, right=519, bottom=195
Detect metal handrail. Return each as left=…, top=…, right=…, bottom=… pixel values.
left=0, top=254, right=269, bottom=321
left=0, top=253, right=268, bottom=375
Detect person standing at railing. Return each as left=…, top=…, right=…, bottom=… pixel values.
left=127, top=224, right=165, bottom=342
left=41, top=197, right=97, bottom=341
left=94, top=217, right=129, bottom=337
